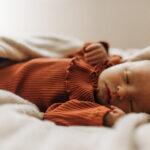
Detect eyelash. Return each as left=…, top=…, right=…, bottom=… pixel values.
left=125, top=70, right=130, bottom=84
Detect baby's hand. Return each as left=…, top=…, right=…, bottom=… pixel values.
left=84, top=43, right=108, bottom=66
left=103, top=105, right=125, bottom=127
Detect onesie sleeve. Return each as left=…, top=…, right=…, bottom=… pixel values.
left=67, top=41, right=109, bottom=58
left=43, top=99, right=110, bottom=126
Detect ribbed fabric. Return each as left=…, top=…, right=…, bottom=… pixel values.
left=0, top=41, right=121, bottom=126
left=0, top=58, right=71, bottom=111
left=44, top=99, right=110, bottom=126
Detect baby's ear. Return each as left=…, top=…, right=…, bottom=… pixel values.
left=100, top=41, right=110, bottom=53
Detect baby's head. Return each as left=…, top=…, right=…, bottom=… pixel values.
left=97, top=60, right=150, bottom=114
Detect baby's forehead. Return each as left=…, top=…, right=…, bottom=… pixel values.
left=123, top=60, right=150, bottom=68
left=123, top=61, right=150, bottom=78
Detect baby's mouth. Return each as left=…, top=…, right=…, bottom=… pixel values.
left=104, top=83, right=112, bottom=105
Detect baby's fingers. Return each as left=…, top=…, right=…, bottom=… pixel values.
left=85, top=43, right=102, bottom=52
left=85, top=51, right=106, bottom=61
left=85, top=53, right=107, bottom=66
left=87, top=59, right=105, bottom=66
left=85, top=48, right=103, bottom=57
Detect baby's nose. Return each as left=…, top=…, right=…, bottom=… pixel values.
left=117, top=86, right=128, bottom=101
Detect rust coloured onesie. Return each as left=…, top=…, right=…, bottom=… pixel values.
left=0, top=42, right=121, bottom=126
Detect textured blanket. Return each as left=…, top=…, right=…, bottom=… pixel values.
left=0, top=34, right=149, bottom=150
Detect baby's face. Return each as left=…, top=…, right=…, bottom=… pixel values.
left=97, top=60, right=150, bottom=113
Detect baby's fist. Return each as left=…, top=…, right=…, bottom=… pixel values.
left=84, top=43, right=108, bottom=66
left=103, top=105, right=125, bottom=127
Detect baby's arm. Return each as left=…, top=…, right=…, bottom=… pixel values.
left=103, top=105, right=125, bottom=127
left=43, top=99, right=110, bottom=126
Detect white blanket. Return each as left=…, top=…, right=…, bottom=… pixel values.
left=0, top=34, right=149, bottom=150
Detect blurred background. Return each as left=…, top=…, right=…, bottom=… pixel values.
left=0, top=0, right=150, bottom=48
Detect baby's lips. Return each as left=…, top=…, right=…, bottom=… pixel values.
left=104, top=82, right=112, bottom=105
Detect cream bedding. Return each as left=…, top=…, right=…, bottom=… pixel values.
left=0, top=34, right=149, bottom=150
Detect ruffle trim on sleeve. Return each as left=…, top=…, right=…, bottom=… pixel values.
left=90, top=55, right=122, bottom=94
left=65, top=58, right=75, bottom=96
left=65, top=56, right=97, bottom=102
left=90, top=60, right=109, bottom=93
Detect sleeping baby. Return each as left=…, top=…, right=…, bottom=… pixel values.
left=0, top=41, right=149, bottom=127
